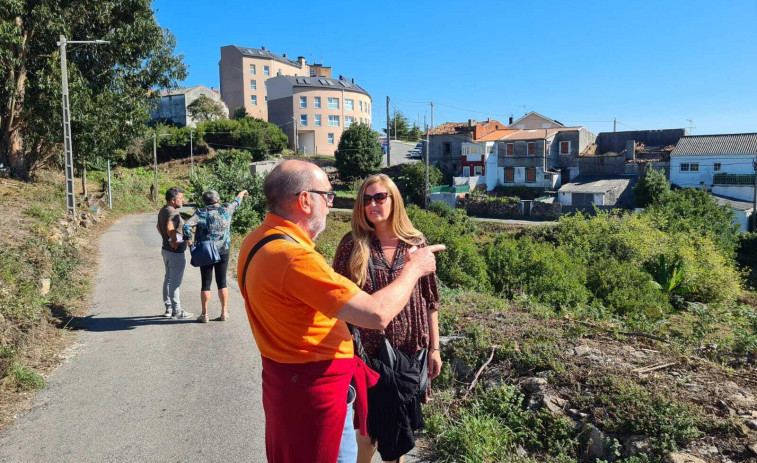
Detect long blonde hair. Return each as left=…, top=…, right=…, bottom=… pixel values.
left=348, top=174, right=424, bottom=287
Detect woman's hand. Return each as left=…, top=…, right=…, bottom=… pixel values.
left=237, top=190, right=249, bottom=199
left=428, top=349, right=442, bottom=380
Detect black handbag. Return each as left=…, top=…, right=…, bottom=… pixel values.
left=189, top=208, right=221, bottom=267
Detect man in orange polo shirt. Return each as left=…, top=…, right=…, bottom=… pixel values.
left=237, top=160, right=444, bottom=463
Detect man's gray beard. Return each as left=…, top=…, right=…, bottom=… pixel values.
left=308, top=201, right=327, bottom=240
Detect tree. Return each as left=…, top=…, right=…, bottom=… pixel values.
left=633, top=163, right=670, bottom=207
left=199, top=117, right=287, bottom=161
left=400, top=162, right=443, bottom=206
left=0, top=1, right=187, bottom=178
left=232, top=107, right=248, bottom=119
left=381, top=111, right=419, bottom=142
left=334, top=123, right=383, bottom=180
left=186, top=95, right=226, bottom=123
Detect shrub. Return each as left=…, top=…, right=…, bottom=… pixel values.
left=633, top=164, right=669, bottom=207
left=187, top=150, right=267, bottom=234
left=334, top=123, right=383, bottom=180
left=200, top=117, right=287, bottom=161
left=406, top=205, right=490, bottom=291
left=586, top=258, right=671, bottom=317
left=399, top=162, right=443, bottom=206
left=485, top=235, right=590, bottom=309
left=12, top=364, right=45, bottom=391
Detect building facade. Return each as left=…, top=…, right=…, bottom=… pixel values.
left=427, top=119, right=507, bottom=175
left=670, top=133, right=757, bottom=189
left=267, top=75, right=372, bottom=155
left=150, top=85, right=228, bottom=127
left=218, top=45, right=331, bottom=120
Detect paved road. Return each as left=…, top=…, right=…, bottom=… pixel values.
left=0, top=213, right=266, bottom=462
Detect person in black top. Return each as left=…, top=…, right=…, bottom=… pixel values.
left=156, top=187, right=194, bottom=319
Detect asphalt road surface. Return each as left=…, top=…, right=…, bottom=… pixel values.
left=386, top=140, right=420, bottom=166
left=0, top=213, right=266, bottom=462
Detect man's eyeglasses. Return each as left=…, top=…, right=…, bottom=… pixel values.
left=363, top=192, right=391, bottom=206
left=295, top=190, right=336, bottom=206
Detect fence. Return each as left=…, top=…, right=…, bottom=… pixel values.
left=713, top=173, right=755, bottom=185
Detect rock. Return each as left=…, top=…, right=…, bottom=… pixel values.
left=620, top=435, right=651, bottom=457
left=747, top=419, right=757, bottom=431
left=515, top=445, right=527, bottom=458
left=543, top=395, right=566, bottom=414
left=727, top=391, right=757, bottom=409
left=79, top=219, right=91, bottom=228
left=747, top=443, right=757, bottom=456
left=521, top=377, right=547, bottom=393
left=581, top=424, right=613, bottom=460
left=40, top=278, right=51, bottom=296
left=668, top=452, right=707, bottom=463
left=574, top=345, right=594, bottom=356
left=438, top=335, right=463, bottom=346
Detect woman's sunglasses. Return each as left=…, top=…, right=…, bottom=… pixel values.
left=363, top=192, right=391, bottom=206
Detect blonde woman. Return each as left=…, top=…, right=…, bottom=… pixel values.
left=332, top=174, right=441, bottom=463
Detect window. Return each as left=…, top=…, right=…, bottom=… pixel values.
left=265, top=96, right=268, bottom=106
left=328, top=115, right=340, bottom=127
left=560, top=141, right=570, bottom=154
left=714, top=162, right=721, bottom=171
left=474, top=166, right=483, bottom=176
left=504, top=168, right=514, bottom=183
left=359, top=101, right=363, bottom=112
left=506, top=143, right=514, bottom=156
left=264, top=65, right=270, bottom=76
left=328, top=97, right=339, bottom=109
left=526, top=168, right=536, bottom=183
left=462, top=166, right=470, bottom=177
left=250, top=64, right=256, bottom=75
left=681, top=163, right=698, bottom=172
left=300, top=96, right=307, bottom=108
left=314, top=97, right=321, bottom=109
left=300, top=114, right=307, bottom=126
left=315, top=114, right=322, bottom=127
left=328, top=133, right=334, bottom=145
left=528, top=142, right=536, bottom=155
left=345, top=116, right=354, bottom=128
left=690, top=163, right=699, bottom=172
left=345, top=99, right=354, bottom=111
left=250, top=95, right=257, bottom=106
left=680, top=163, right=690, bottom=172
left=250, top=80, right=256, bottom=90
left=443, top=142, right=451, bottom=154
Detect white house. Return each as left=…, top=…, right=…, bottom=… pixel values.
left=670, top=133, right=757, bottom=189
left=150, top=85, right=229, bottom=127
left=711, top=194, right=754, bottom=232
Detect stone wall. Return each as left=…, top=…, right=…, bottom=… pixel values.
left=531, top=201, right=562, bottom=220
left=456, top=196, right=521, bottom=218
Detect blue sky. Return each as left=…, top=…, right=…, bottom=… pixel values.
left=153, top=0, right=757, bottom=136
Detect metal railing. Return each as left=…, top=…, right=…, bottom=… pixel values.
left=713, top=173, right=755, bottom=185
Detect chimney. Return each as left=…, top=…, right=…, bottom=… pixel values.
left=298, top=56, right=306, bottom=66
left=487, top=117, right=491, bottom=123
left=351, top=78, right=354, bottom=84
left=282, top=53, right=287, bottom=58
left=468, top=119, right=477, bottom=127
left=625, top=140, right=636, bottom=161
left=262, top=46, right=266, bottom=50
left=509, top=115, right=514, bottom=125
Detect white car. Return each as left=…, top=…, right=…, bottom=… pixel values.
left=407, top=149, right=423, bottom=159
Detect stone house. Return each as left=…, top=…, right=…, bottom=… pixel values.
left=150, top=85, right=228, bottom=128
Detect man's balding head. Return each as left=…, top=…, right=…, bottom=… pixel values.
left=264, top=160, right=328, bottom=216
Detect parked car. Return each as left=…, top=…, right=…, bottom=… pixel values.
left=407, top=149, right=423, bottom=159
left=415, top=142, right=423, bottom=150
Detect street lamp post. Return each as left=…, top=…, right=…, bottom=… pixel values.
left=57, top=35, right=109, bottom=217
left=190, top=130, right=194, bottom=176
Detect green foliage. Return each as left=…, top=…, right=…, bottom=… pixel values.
left=485, top=235, right=590, bottom=309
left=11, top=364, right=44, bottom=391
left=200, top=117, right=287, bottom=161
left=187, top=150, right=267, bottom=234
left=399, top=162, right=444, bottom=206
left=586, top=259, right=671, bottom=317
left=381, top=112, right=421, bottom=142
left=0, top=0, right=187, bottom=177
left=334, top=124, right=383, bottom=180
left=406, top=204, right=490, bottom=291
left=633, top=164, right=670, bottom=207
left=647, top=254, right=686, bottom=295
left=645, top=187, right=739, bottom=253
left=186, top=94, right=227, bottom=123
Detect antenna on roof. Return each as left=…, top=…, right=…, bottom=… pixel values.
left=685, top=118, right=696, bottom=135
left=519, top=104, right=527, bottom=115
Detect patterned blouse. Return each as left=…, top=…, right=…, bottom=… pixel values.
left=182, top=198, right=242, bottom=255
left=332, top=233, right=439, bottom=359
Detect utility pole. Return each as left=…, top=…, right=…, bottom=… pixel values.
left=394, top=110, right=397, bottom=141
left=424, top=115, right=429, bottom=210
left=752, top=156, right=757, bottom=231
left=57, top=35, right=109, bottom=217
left=190, top=130, right=194, bottom=176
left=107, top=158, right=112, bottom=209
left=292, top=116, right=298, bottom=153
left=153, top=133, right=159, bottom=204
left=386, top=96, right=391, bottom=167
left=430, top=101, right=434, bottom=130
left=613, top=118, right=617, bottom=132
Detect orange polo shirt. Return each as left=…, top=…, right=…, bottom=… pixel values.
left=237, top=213, right=360, bottom=364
